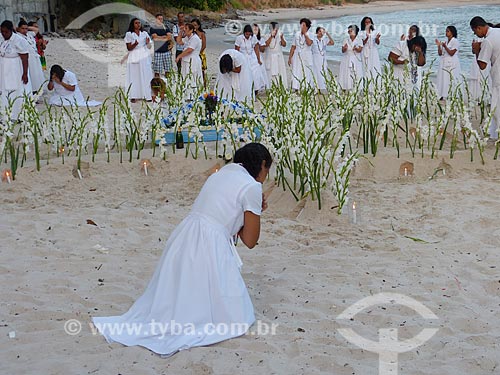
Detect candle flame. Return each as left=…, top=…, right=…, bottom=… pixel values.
left=352, top=201, right=356, bottom=210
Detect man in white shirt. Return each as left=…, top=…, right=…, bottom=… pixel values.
left=471, top=16, right=500, bottom=139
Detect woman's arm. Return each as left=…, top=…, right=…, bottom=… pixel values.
left=238, top=211, right=261, bottom=249
left=388, top=51, right=406, bottom=65
left=175, top=47, right=194, bottom=63
left=126, top=41, right=138, bottom=51
left=288, top=45, right=296, bottom=65
left=20, top=53, right=29, bottom=84
left=200, top=32, right=206, bottom=54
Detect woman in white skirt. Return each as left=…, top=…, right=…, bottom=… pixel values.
left=216, top=49, right=253, bottom=102
left=235, top=25, right=266, bottom=95
left=263, top=22, right=288, bottom=87
left=175, top=23, right=203, bottom=100
left=435, top=26, right=462, bottom=100
left=312, top=26, right=334, bottom=91
left=17, top=20, right=45, bottom=94
left=93, top=143, right=272, bottom=357
left=339, top=25, right=363, bottom=91
left=0, top=20, right=30, bottom=120
left=288, top=18, right=314, bottom=90
left=124, top=18, right=153, bottom=102
left=359, top=17, right=381, bottom=79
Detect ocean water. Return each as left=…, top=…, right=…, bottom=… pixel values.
left=275, top=4, right=500, bottom=74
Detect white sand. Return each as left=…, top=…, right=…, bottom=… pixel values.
left=2, top=1, right=500, bottom=374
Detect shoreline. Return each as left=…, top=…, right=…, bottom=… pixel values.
left=238, top=0, right=500, bottom=23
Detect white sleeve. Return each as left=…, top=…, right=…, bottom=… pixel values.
left=449, top=38, right=459, bottom=51
left=241, top=183, right=262, bottom=216
left=124, top=32, right=135, bottom=44
left=235, top=35, right=243, bottom=48
left=64, top=72, right=78, bottom=86
left=478, top=39, right=492, bottom=64
left=233, top=51, right=244, bottom=68
left=14, top=36, right=29, bottom=54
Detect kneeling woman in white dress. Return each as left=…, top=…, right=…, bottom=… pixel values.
left=175, top=23, right=203, bottom=99
left=339, top=25, right=363, bottom=91
left=93, top=143, right=272, bottom=357
left=435, top=26, right=462, bottom=100
left=216, top=49, right=253, bottom=102
left=47, top=65, right=100, bottom=106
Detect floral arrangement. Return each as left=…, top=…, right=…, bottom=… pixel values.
left=203, top=91, right=218, bottom=114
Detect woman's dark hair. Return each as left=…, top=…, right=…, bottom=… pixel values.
left=447, top=25, right=457, bottom=38
left=252, top=23, right=261, bottom=40
left=18, top=20, right=28, bottom=28
left=410, top=24, right=421, bottom=37
left=220, top=54, right=233, bottom=74
left=184, top=23, right=195, bottom=32
left=408, top=35, right=427, bottom=55
left=243, top=24, right=252, bottom=34
left=300, top=18, right=312, bottom=30
left=27, top=21, right=37, bottom=27
left=192, top=18, right=205, bottom=33
left=470, top=16, right=488, bottom=29
left=0, top=20, right=15, bottom=32
left=348, top=24, right=359, bottom=36
left=127, top=18, right=143, bottom=33
left=315, top=26, right=323, bottom=34
left=234, top=143, right=272, bottom=178
left=270, top=21, right=278, bottom=29
left=50, top=64, right=65, bottom=81
left=360, top=16, right=374, bottom=31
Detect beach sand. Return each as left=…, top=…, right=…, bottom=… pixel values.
left=2, top=1, right=500, bottom=374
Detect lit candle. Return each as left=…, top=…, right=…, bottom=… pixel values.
left=143, top=161, right=148, bottom=176
left=5, top=170, right=11, bottom=184
left=77, top=169, right=83, bottom=180
left=59, top=146, right=65, bottom=155
left=215, top=168, right=219, bottom=173
left=404, top=167, right=408, bottom=177
left=443, top=168, right=446, bottom=176
left=352, top=201, right=357, bottom=224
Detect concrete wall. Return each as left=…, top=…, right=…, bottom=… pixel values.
left=0, top=0, right=57, bottom=32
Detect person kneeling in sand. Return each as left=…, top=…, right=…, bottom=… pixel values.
left=150, top=77, right=167, bottom=103
left=215, top=49, right=253, bottom=103
left=47, top=64, right=100, bottom=106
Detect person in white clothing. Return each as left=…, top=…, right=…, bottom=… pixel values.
left=235, top=25, right=266, bottom=95
left=435, top=26, right=462, bottom=100
left=253, top=23, right=269, bottom=90
left=92, top=143, right=272, bottom=357
left=338, top=25, right=363, bottom=91
left=0, top=20, right=30, bottom=120
left=175, top=23, right=203, bottom=100
left=312, top=26, right=334, bottom=91
left=263, top=22, right=287, bottom=87
left=17, top=20, right=45, bottom=94
left=47, top=64, right=100, bottom=106
left=288, top=18, right=314, bottom=90
left=471, top=16, right=500, bottom=139
left=469, top=37, right=491, bottom=102
left=124, top=18, right=153, bottom=102
left=216, top=49, right=253, bottom=102
left=359, top=17, right=381, bottom=79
